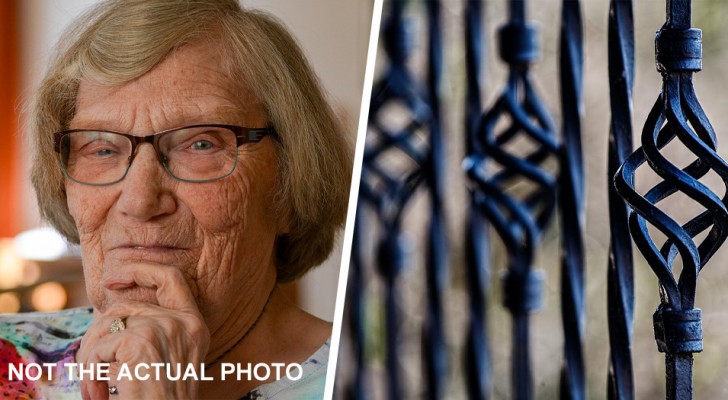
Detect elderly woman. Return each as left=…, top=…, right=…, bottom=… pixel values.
left=0, top=0, right=351, bottom=398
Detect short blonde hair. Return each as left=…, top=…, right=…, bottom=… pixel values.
left=30, top=0, right=352, bottom=282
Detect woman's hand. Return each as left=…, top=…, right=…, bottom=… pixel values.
left=76, top=264, right=210, bottom=400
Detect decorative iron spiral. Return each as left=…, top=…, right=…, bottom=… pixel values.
left=354, top=0, right=448, bottom=398
left=614, top=1, right=728, bottom=398
left=464, top=1, right=558, bottom=399
left=606, top=0, right=636, bottom=399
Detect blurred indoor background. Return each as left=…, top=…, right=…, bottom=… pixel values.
left=0, top=0, right=372, bottom=320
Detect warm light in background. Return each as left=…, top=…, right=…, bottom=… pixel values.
left=20, top=261, right=41, bottom=287
left=31, top=281, right=67, bottom=312
left=0, top=292, right=20, bottom=314
left=14, top=227, right=70, bottom=261
left=0, top=238, right=23, bottom=289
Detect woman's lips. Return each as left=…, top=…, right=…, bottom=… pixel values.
left=111, top=245, right=187, bottom=256
left=117, top=244, right=184, bottom=251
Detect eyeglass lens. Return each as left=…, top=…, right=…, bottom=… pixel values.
left=59, top=126, right=240, bottom=184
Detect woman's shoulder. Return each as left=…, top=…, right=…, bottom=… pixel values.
left=247, top=338, right=330, bottom=400
left=0, top=307, right=92, bottom=399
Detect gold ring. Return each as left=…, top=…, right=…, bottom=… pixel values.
left=109, top=318, right=126, bottom=334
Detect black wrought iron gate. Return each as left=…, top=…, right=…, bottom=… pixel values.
left=337, top=0, right=728, bottom=399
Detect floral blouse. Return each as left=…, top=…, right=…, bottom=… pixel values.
left=0, top=308, right=328, bottom=399
left=0, top=307, right=92, bottom=400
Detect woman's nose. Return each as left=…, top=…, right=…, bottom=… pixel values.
left=115, top=144, right=177, bottom=221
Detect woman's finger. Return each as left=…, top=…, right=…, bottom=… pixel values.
left=85, top=314, right=204, bottom=366
left=81, top=306, right=145, bottom=345
left=89, top=329, right=147, bottom=367
left=80, top=301, right=207, bottom=367
left=101, top=301, right=171, bottom=320
left=79, top=358, right=110, bottom=400
left=81, top=321, right=201, bottom=399
left=102, top=264, right=200, bottom=314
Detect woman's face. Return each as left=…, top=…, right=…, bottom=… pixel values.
left=65, top=42, right=281, bottom=334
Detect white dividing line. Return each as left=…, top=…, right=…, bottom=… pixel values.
left=323, top=0, right=383, bottom=398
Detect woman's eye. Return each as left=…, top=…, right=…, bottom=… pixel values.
left=80, top=142, right=119, bottom=157
left=191, top=140, right=214, bottom=150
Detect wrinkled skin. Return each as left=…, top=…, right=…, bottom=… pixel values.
left=68, top=42, right=331, bottom=399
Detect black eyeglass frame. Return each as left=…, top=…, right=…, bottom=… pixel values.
left=52, top=124, right=276, bottom=186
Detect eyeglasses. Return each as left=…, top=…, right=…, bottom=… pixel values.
left=53, top=124, right=275, bottom=185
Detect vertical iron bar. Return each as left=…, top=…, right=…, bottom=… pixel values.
left=512, top=314, right=532, bottom=400
left=384, top=268, right=401, bottom=400
left=423, top=1, right=449, bottom=399
left=464, top=1, right=492, bottom=399
left=606, top=1, right=636, bottom=399
left=557, top=0, right=586, bottom=398
left=665, top=353, right=694, bottom=399
left=666, top=0, right=691, bottom=29
left=465, top=0, right=485, bottom=153
left=509, top=0, right=525, bottom=23
left=345, top=211, right=366, bottom=400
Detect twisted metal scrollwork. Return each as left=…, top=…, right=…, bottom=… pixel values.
left=606, top=0, right=636, bottom=399
left=557, top=1, right=586, bottom=399
left=614, top=0, right=728, bottom=398
left=353, top=0, right=448, bottom=398
left=463, top=1, right=492, bottom=398
left=464, top=1, right=558, bottom=399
